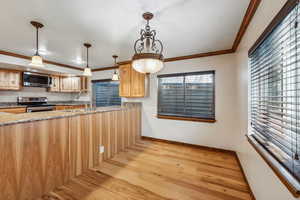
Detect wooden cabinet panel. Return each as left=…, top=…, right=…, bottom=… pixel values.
left=80, top=77, right=89, bottom=92
left=55, top=104, right=86, bottom=111
left=0, top=69, right=21, bottom=90
left=119, top=64, right=145, bottom=98
left=0, top=107, right=26, bottom=114
left=119, top=64, right=131, bottom=97
left=48, top=75, right=60, bottom=92
left=60, top=76, right=81, bottom=92
left=131, top=68, right=145, bottom=97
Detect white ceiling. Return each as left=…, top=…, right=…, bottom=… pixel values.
left=0, top=0, right=250, bottom=69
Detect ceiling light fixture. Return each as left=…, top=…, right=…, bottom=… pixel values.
left=29, top=21, right=44, bottom=68
left=132, top=12, right=164, bottom=74
left=112, top=55, right=119, bottom=81
left=83, top=43, right=92, bottom=77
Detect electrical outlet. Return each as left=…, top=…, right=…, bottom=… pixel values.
left=99, top=146, right=105, bottom=153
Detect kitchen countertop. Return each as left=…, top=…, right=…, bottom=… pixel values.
left=0, top=106, right=124, bottom=127
left=0, top=101, right=90, bottom=108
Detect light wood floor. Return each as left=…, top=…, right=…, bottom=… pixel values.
left=40, top=139, right=254, bottom=200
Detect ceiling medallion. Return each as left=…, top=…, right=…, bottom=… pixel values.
left=29, top=21, right=45, bottom=68
left=132, top=12, right=164, bottom=74
left=112, top=55, right=119, bottom=81
left=83, top=43, right=92, bottom=77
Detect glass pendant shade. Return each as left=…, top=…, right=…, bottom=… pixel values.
left=112, top=71, right=119, bottom=81
left=29, top=55, right=44, bottom=68
left=83, top=67, right=92, bottom=77
left=132, top=57, right=164, bottom=74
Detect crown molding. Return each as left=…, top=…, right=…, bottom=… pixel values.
left=232, top=0, right=261, bottom=51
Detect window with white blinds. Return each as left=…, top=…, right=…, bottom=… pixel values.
left=92, top=80, right=121, bottom=107
left=250, top=2, right=300, bottom=181
left=157, top=71, right=215, bottom=121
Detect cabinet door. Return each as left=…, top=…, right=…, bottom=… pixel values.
left=130, top=68, right=145, bottom=97
left=119, top=64, right=131, bottom=97
left=0, top=107, right=26, bottom=114
left=0, top=70, right=21, bottom=90
left=72, top=77, right=81, bottom=92
left=60, top=77, right=72, bottom=92
left=49, top=76, right=60, bottom=92
left=81, top=77, right=88, bottom=92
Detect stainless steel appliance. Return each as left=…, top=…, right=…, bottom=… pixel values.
left=17, top=97, right=55, bottom=112
left=23, top=72, right=52, bottom=88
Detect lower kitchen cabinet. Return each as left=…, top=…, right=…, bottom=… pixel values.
left=0, top=107, right=26, bottom=114
left=55, top=104, right=86, bottom=110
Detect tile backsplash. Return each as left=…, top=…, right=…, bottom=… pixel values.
left=0, top=87, right=90, bottom=102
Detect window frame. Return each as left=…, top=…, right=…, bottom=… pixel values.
left=247, top=0, right=300, bottom=197
left=157, top=70, right=216, bottom=123
left=92, top=79, right=121, bottom=107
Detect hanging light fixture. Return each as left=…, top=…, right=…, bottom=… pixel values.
left=83, top=43, right=92, bottom=77
left=29, top=21, right=44, bottom=68
left=132, top=12, right=164, bottom=74
left=112, top=55, right=119, bottom=81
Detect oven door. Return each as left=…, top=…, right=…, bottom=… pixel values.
left=23, top=72, right=52, bottom=88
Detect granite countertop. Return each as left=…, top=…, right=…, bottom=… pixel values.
left=0, top=101, right=90, bottom=108
left=0, top=106, right=124, bottom=127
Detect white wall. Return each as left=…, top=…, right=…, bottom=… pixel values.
left=93, top=55, right=238, bottom=151
left=235, top=0, right=297, bottom=199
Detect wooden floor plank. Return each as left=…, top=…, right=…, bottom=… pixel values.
left=40, top=139, right=254, bottom=200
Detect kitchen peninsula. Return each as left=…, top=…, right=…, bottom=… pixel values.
left=0, top=103, right=141, bottom=200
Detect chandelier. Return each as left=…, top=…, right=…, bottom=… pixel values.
left=132, top=12, right=164, bottom=74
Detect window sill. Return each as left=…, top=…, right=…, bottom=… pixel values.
left=157, top=115, right=216, bottom=123
left=247, top=135, right=300, bottom=197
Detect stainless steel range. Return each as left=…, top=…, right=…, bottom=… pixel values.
left=17, top=97, right=55, bottom=112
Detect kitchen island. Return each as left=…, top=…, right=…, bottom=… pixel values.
left=0, top=103, right=141, bottom=200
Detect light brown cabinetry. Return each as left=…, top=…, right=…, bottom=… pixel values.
left=0, top=107, right=26, bottom=114
left=119, top=64, right=145, bottom=98
left=80, top=77, right=89, bottom=92
left=0, top=69, right=21, bottom=90
left=60, top=76, right=81, bottom=92
left=55, top=104, right=86, bottom=111
left=48, top=75, right=60, bottom=92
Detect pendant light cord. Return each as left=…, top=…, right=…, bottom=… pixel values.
left=36, top=27, right=39, bottom=56
left=86, top=47, right=89, bottom=68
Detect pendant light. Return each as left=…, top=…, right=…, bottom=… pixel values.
left=83, top=43, right=92, bottom=77
left=132, top=12, right=164, bottom=74
left=29, top=21, right=44, bottom=68
left=112, top=55, right=119, bottom=81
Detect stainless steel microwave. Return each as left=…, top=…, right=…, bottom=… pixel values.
left=23, top=72, right=52, bottom=88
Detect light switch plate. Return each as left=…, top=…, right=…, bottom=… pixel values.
left=99, top=146, right=105, bottom=153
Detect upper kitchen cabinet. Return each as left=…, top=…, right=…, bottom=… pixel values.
left=60, top=76, right=81, bottom=92
left=80, top=76, right=89, bottom=92
left=0, top=69, right=21, bottom=90
left=48, top=75, right=60, bottom=92
left=119, top=64, right=145, bottom=98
